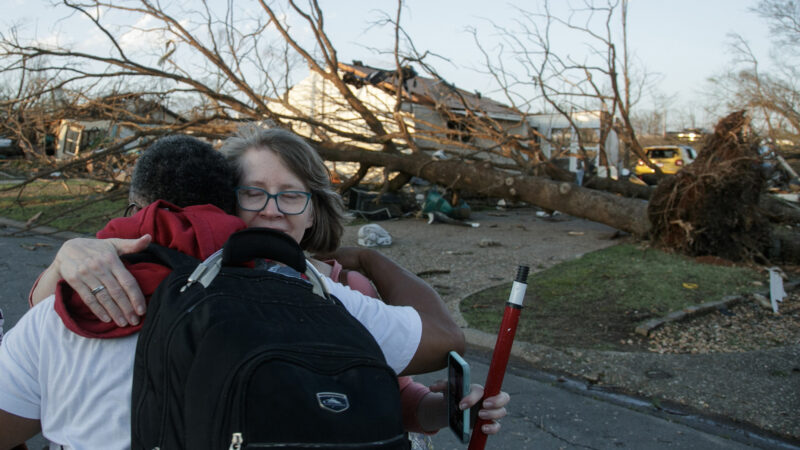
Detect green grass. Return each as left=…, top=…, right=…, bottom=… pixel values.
left=461, top=243, right=764, bottom=350
left=0, top=179, right=128, bottom=234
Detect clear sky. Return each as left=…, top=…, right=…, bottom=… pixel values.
left=4, top=0, right=774, bottom=129
left=320, top=0, right=773, bottom=128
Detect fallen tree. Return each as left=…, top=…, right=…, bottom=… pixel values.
left=2, top=1, right=797, bottom=264
left=318, top=111, right=800, bottom=264
left=317, top=141, right=651, bottom=236
left=648, top=111, right=797, bottom=263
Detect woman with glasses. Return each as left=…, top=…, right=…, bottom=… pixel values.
left=224, top=126, right=508, bottom=440
left=27, top=126, right=509, bottom=441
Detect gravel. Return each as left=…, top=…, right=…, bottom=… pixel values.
left=648, top=291, right=800, bottom=354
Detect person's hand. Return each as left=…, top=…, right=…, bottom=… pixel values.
left=429, top=381, right=510, bottom=435
left=52, top=235, right=151, bottom=326
left=312, top=247, right=370, bottom=274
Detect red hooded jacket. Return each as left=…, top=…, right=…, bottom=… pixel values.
left=54, top=200, right=247, bottom=338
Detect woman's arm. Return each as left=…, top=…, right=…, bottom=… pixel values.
left=314, top=256, right=507, bottom=435
left=30, top=236, right=151, bottom=326
left=0, top=410, right=40, bottom=450
left=314, top=247, right=465, bottom=375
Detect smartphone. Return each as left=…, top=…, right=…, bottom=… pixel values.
left=447, top=350, right=470, bottom=443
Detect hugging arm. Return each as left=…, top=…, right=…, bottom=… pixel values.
left=320, top=261, right=509, bottom=435
left=315, top=247, right=465, bottom=375
left=0, top=410, right=40, bottom=450
left=30, top=236, right=151, bottom=326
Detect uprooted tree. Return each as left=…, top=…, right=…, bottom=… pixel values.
left=0, top=0, right=797, bottom=263
left=649, top=111, right=799, bottom=263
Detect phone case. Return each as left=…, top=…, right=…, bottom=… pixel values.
left=447, top=351, right=471, bottom=443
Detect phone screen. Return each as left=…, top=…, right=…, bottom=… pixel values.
left=447, top=351, right=470, bottom=443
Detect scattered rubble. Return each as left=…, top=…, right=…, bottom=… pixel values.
left=647, top=290, right=799, bottom=354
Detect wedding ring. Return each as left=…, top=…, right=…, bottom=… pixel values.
left=91, top=285, right=106, bottom=295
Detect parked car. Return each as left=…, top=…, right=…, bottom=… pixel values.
left=0, top=136, right=23, bottom=159
left=634, top=145, right=697, bottom=184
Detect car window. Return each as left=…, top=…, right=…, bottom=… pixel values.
left=648, top=149, right=676, bottom=159
left=684, top=147, right=697, bottom=159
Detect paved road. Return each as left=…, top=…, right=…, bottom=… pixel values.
left=0, top=225, right=795, bottom=449
left=416, top=357, right=790, bottom=449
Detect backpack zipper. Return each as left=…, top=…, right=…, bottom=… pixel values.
left=229, top=432, right=243, bottom=450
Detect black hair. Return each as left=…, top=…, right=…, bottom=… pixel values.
left=130, top=135, right=235, bottom=214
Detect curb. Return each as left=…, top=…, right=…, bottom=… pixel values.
left=634, top=281, right=800, bottom=336
left=459, top=283, right=800, bottom=449
left=634, top=295, right=744, bottom=336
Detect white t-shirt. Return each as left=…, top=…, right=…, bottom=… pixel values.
left=0, top=296, right=137, bottom=450
left=0, top=283, right=421, bottom=449
left=325, top=278, right=421, bottom=373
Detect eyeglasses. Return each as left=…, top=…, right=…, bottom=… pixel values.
left=235, top=186, right=312, bottom=215
left=124, top=203, right=141, bottom=217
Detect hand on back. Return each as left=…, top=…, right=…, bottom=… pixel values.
left=46, top=235, right=151, bottom=326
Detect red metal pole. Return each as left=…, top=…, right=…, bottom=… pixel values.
left=468, top=265, right=529, bottom=450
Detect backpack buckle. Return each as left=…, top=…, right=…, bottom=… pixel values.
left=228, top=432, right=243, bottom=450
left=180, top=249, right=223, bottom=292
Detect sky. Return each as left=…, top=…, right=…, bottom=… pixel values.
left=319, top=0, right=774, bottom=128
left=4, top=0, right=775, bottom=130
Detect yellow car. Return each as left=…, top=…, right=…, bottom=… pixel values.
left=634, top=145, right=697, bottom=184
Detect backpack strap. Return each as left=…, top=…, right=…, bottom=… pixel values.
left=222, top=228, right=306, bottom=273
left=121, top=243, right=200, bottom=270
left=222, top=228, right=331, bottom=300
left=121, top=244, right=212, bottom=293
left=125, top=229, right=331, bottom=299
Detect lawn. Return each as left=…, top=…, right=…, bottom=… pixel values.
left=461, top=243, right=765, bottom=351
left=0, top=178, right=128, bottom=234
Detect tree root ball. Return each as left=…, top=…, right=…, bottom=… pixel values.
left=647, top=111, right=771, bottom=263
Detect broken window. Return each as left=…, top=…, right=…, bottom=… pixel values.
left=447, top=119, right=472, bottom=143
left=62, top=126, right=82, bottom=156
left=551, top=128, right=572, bottom=149
left=578, top=128, right=600, bottom=146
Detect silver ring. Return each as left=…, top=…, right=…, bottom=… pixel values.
left=90, top=285, right=106, bottom=295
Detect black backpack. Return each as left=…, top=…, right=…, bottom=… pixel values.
left=130, top=228, right=409, bottom=449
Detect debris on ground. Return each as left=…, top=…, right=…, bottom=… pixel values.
left=647, top=290, right=800, bottom=354
left=357, top=224, right=392, bottom=247
left=422, top=189, right=471, bottom=220
left=426, top=211, right=479, bottom=227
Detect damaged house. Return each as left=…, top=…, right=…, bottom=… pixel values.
left=53, top=93, right=185, bottom=159
left=273, top=61, right=530, bottom=169
left=273, top=61, right=620, bottom=181
left=527, top=111, right=621, bottom=178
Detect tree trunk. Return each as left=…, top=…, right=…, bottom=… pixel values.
left=770, top=225, right=800, bottom=263
left=761, top=195, right=800, bottom=224
left=317, top=143, right=651, bottom=236
left=584, top=176, right=654, bottom=200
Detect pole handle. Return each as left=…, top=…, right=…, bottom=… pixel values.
left=467, top=265, right=528, bottom=450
